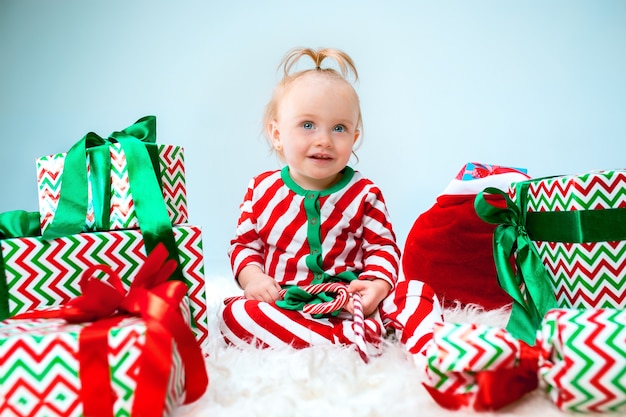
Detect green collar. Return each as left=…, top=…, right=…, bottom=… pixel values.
left=280, top=166, right=354, bottom=196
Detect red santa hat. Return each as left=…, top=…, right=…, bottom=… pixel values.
left=402, top=163, right=531, bottom=310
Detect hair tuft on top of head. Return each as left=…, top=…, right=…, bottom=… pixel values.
left=279, top=47, right=358, bottom=82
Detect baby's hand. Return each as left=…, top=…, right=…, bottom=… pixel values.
left=237, top=265, right=282, bottom=303
left=347, top=278, right=391, bottom=317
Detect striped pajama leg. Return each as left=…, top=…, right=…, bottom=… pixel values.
left=380, top=278, right=443, bottom=356
left=219, top=299, right=385, bottom=355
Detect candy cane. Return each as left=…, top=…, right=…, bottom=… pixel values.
left=223, top=282, right=369, bottom=362
left=351, top=291, right=369, bottom=363
left=298, top=282, right=350, bottom=316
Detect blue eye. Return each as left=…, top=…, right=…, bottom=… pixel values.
left=303, top=122, right=314, bottom=129
left=334, top=125, right=346, bottom=133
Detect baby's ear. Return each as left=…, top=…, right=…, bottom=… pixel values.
left=353, top=129, right=360, bottom=143
left=269, top=120, right=282, bottom=149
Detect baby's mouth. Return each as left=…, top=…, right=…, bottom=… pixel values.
left=310, top=153, right=333, bottom=160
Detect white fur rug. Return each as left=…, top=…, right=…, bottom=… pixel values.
left=172, top=276, right=579, bottom=417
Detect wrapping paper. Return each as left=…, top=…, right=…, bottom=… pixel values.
left=424, top=308, right=626, bottom=413
left=0, top=225, right=208, bottom=347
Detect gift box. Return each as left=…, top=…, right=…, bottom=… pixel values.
left=36, top=116, right=187, bottom=235
left=519, top=170, right=626, bottom=309
left=454, top=162, right=527, bottom=183
left=424, top=320, right=536, bottom=411
left=0, top=244, right=208, bottom=417
left=424, top=308, right=626, bottom=413
left=0, top=225, right=209, bottom=347
left=475, top=169, right=626, bottom=343
left=0, top=317, right=185, bottom=417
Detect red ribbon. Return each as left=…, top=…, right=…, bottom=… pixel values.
left=12, top=243, right=209, bottom=417
left=423, top=340, right=540, bottom=411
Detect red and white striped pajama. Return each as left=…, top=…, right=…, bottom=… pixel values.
left=220, top=167, right=442, bottom=356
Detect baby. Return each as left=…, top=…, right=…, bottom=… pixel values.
left=220, top=47, right=442, bottom=361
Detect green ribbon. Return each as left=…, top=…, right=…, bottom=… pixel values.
left=0, top=210, right=41, bottom=239
left=513, top=173, right=626, bottom=243
left=42, top=116, right=183, bottom=281
left=0, top=210, right=42, bottom=319
left=474, top=187, right=558, bottom=345
left=526, top=208, right=626, bottom=243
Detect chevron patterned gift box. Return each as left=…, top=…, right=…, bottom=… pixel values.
left=0, top=225, right=209, bottom=348
left=0, top=242, right=208, bottom=417
left=538, top=308, right=626, bottom=413
left=0, top=317, right=186, bottom=417
left=37, top=141, right=187, bottom=235
left=475, top=169, right=626, bottom=344
left=515, top=170, right=626, bottom=309
left=424, top=308, right=626, bottom=413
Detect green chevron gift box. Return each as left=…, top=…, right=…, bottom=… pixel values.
left=0, top=225, right=209, bottom=348
left=475, top=169, right=626, bottom=344
left=0, top=244, right=209, bottom=417
left=36, top=116, right=188, bottom=235
left=424, top=308, right=626, bottom=413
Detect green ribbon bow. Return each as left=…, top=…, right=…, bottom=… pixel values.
left=276, top=286, right=340, bottom=318
left=43, top=116, right=183, bottom=281
left=276, top=271, right=359, bottom=317
left=474, top=187, right=558, bottom=345
left=45, top=116, right=155, bottom=234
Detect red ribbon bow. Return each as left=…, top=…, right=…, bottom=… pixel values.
left=13, top=243, right=208, bottom=417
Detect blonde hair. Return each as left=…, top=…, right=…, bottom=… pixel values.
left=262, top=47, right=363, bottom=157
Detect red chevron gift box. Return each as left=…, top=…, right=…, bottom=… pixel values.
left=0, top=225, right=209, bottom=348
left=0, top=244, right=208, bottom=417
left=424, top=308, right=626, bottom=413
left=36, top=116, right=187, bottom=235
left=475, top=169, right=626, bottom=344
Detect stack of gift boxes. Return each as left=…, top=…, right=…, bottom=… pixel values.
left=0, top=116, right=209, bottom=416
left=424, top=169, right=626, bottom=414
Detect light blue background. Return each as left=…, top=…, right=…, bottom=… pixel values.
left=2, top=1, right=625, bottom=277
